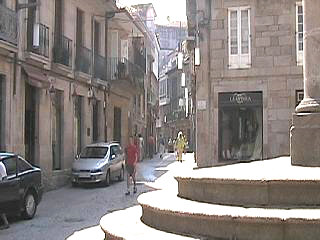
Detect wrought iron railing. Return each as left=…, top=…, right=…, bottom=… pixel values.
left=0, top=5, right=17, bottom=45
left=107, top=57, right=144, bottom=87
left=166, top=110, right=186, bottom=122
left=76, top=46, right=92, bottom=75
left=53, top=35, right=73, bottom=67
left=94, top=54, right=106, bottom=80
left=28, top=23, right=49, bottom=57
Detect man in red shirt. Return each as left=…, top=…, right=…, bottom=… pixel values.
left=125, top=136, right=138, bottom=195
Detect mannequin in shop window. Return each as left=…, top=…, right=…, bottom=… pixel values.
left=221, top=111, right=232, bottom=160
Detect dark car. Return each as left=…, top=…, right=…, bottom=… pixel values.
left=0, top=152, right=43, bottom=220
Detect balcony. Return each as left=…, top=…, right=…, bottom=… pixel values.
left=0, top=4, right=18, bottom=45
left=134, top=49, right=146, bottom=73
left=166, top=110, right=187, bottom=123
left=76, top=46, right=92, bottom=75
left=28, top=23, right=49, bottom=58
left=53, top=35, right=73, bottom=67
left=107, top=57, right=144, bottom=88
left=94, top=54, right=106, bottom=80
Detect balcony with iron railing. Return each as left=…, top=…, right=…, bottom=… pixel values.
left=53, top=35, right=72, bottom=67
left=94, top=54, right=107, bottom=80
left=0, top=4, right=18, bottom=46
left=28, top=23, right=50, bottom=58
left=76, top=46, right=92, bottom=75
left=107, top=57, right=144, bottom=88
left=134, top=48, right=146, bottom=73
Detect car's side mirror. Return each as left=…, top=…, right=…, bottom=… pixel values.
left=111, top=154, right=116, bottom=160
left=75, top=154, right=79, bottom=160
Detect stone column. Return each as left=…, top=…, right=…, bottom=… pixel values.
left=291, top=0, right=320, bottom=166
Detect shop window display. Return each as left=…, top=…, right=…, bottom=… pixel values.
left=219, top=92, right=263, bottom=162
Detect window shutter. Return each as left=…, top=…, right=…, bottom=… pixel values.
left=228, top=10, right=239, bottom=69
left=110, top=30, right=118, bottom=59
left=121, top=39, right=128, bottom=61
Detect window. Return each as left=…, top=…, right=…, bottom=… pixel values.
left=159, top=79, right=167, bottom=99
left=18, top=157, right=33, bottom=173
left=94, top=21, right=101, bottom=55
left=2, top=157, right=17, bottom=177
left=228, top=7, right=251, bottom=69
left=296, top=3, right=303, bottom=65
left=110, top=30, right=119, bottom=59
left=80, top=147, right=108, bottom=159
left=296, top=90, right=304, bottom=106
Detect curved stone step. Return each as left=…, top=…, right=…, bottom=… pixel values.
left=138, top=190, right=320, bottom=240
left=176, top=157, right=320, bottom=207
left=100, top=205, right=202, bottom=240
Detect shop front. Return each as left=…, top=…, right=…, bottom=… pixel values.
left=218, top=92, right=263, bottom=162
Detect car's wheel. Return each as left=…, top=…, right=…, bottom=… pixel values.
left=22, top=191, right=37, bottom=220
left=105, top=170, right=111, bottom=186
left=118, top=166, right=124, bottom=181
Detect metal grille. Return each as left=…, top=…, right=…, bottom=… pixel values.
left=76, top=46, right=92, bottom=75
left=54, top=35, right=73, bottom=67
left=94, top=54, right=106, bottom=80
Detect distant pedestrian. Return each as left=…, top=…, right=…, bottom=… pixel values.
left=148, top=135, right=155, bottom=159
left=134, top=134, right=140, bottom=163
left=175, top=131, right=186, bottom=163
left=125, top=136, right=138, bottom=195
left=138, top=134, right=144, bottom=162
left=159, top=135, right=165, bottom=159
left=0, top=161, right=9, bottom=230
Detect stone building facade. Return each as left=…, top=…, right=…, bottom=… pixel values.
left=186, top=0, right=304, bottom=167
left=0, top=0, right=156, bottom=190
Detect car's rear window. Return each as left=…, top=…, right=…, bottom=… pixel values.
left=80, top=147, right=109, bottom=159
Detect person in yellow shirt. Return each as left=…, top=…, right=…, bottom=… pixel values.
left=175, top=131, right=186, bottom=162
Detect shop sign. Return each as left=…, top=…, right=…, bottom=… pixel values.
left=197, top=100, right=207, bottom=110
left=219, top=92, right=262, bottom=107
left=229, top=93, right=252, bottom=104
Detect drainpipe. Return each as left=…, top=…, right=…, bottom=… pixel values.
left=206, top=0, right=212, bottom=163
left=104, top=11, right=110, bottom=142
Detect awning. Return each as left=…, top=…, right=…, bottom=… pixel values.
left=22, top=64, right=50, bottom=89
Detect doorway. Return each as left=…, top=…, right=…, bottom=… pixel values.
left=25, top=83, right=38, bottom=164
left=74, top=96, right=83, bottom=155
left=113, top=107, right=121, bottom=143
left=218, top=92, right=263, bottom=162
left=92, top=100, right=99, bottom=142
left=52, top=90, right=63, bottom=170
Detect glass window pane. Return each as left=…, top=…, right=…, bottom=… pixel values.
left=299, top=33, right=303, bottom=40
left=231, top=47, right=238, bottom=55
left=2, top=157, right=17, bottom=176
left=241, top=10, right=249, bottom=54
left=18, top=158, right=33, bottom=173
left=80, top=147, right=109, bottom=158
left=299, top=42, right=303, bottom=51
left=230, top=11, right=238, bottom=55
left=298, top=5, right=303, bottom=14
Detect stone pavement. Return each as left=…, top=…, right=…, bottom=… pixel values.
left=0, top=152, right=185, bottom=240
left=68, top=153, right=196, bottom=240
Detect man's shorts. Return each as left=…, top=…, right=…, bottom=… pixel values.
left=126, top=165, right=135, bottom=176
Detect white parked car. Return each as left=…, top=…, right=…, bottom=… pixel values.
left=71, top=142, right=125, bottom=186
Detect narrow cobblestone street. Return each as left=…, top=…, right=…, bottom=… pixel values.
left=0, top=153, right=184, bottom=240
